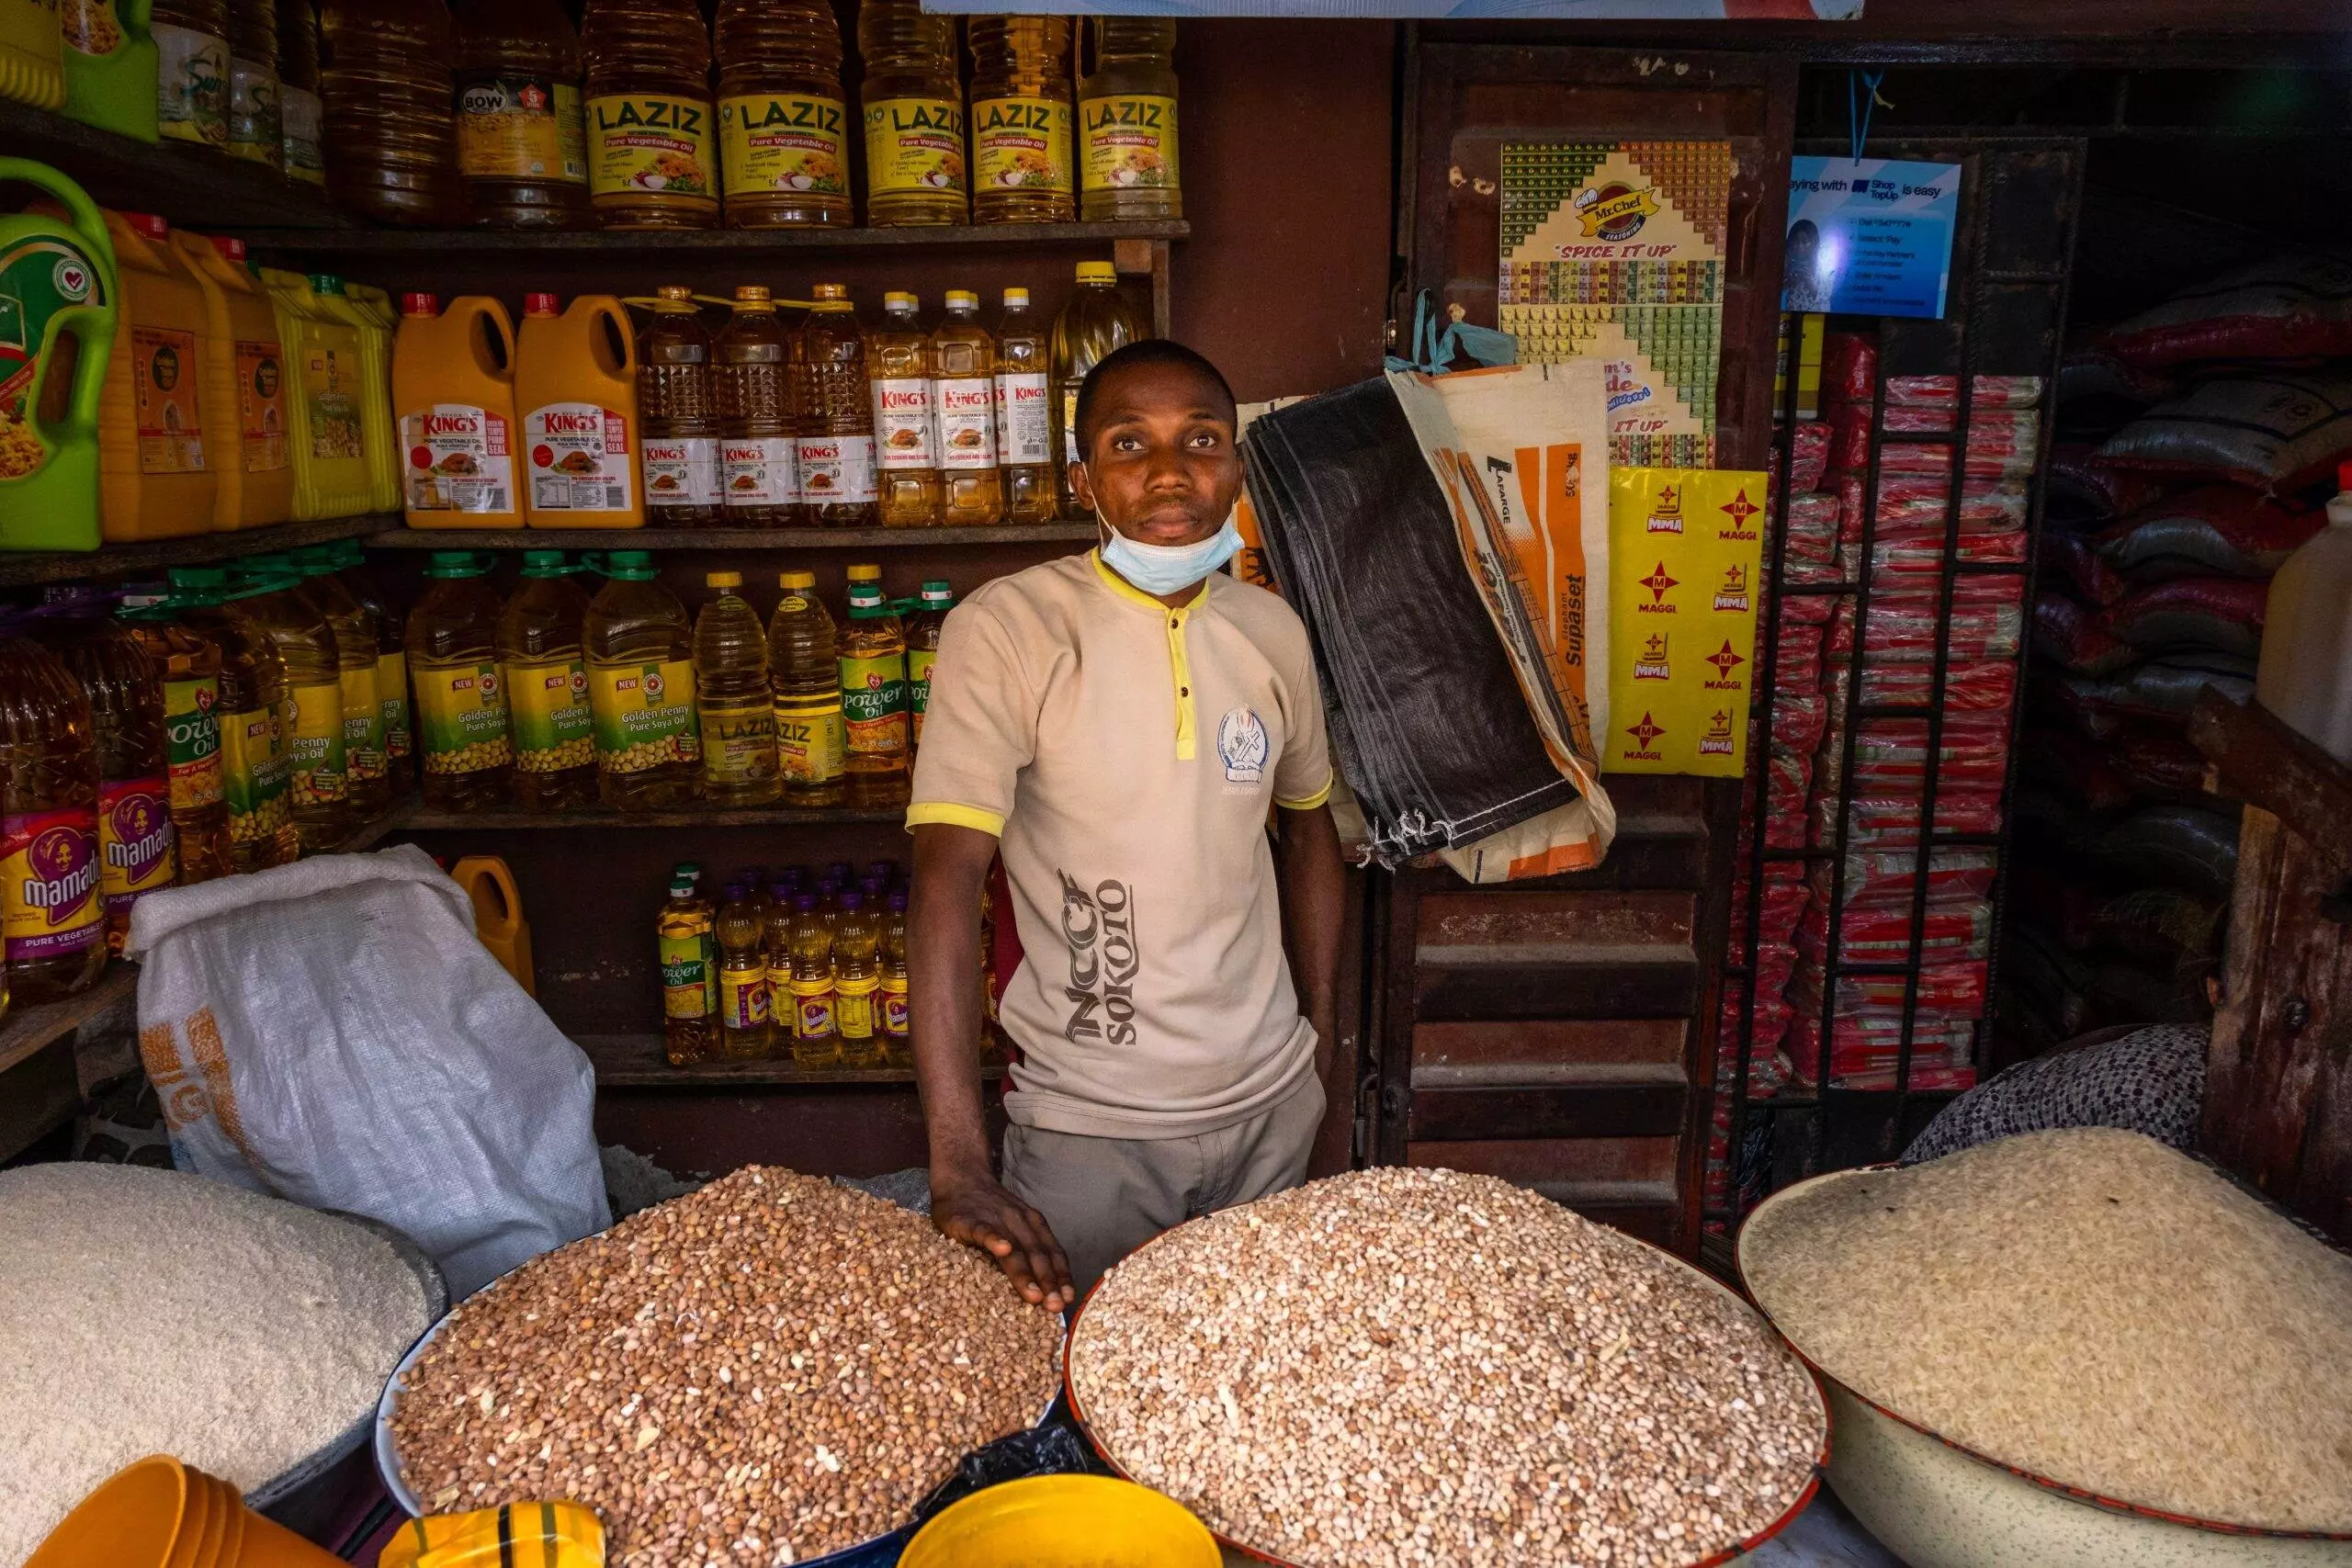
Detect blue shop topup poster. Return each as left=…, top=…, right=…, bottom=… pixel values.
left=1781, top=156, right=1961, bottom=319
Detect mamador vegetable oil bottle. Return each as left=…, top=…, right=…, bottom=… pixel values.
left=225, top=0, right=280, bottom=168
left=992, top=286, right=1052, bottom=523
left=692, top=570, right=777, bottom=807
left=319, top=0, right=459, bottom=226
left=393, top=291, right=523, bottom=527
left=232, top=557, right=349, bottom=851
left=1049, top=259, right=1147, bottom=514
left=451, top=0, right=588, bottom=229
left=581, top=0, right=714, bottom=231
left=260, top=268, right=374, bottom=518
left=62, top=0, right=158, bottom=139
left=933, top=289, right=1000, bottom=525
left=175, top=233, right=293, bottom=531
left=869, top=291, right=937, bottom=527
left=497, top=549, right=594, bottom=811
left=584, top=549, right=698, bottom=809
left=517, top=291, right=640, bottom=526
left=0, top=0, right=65, bottom=110
left=96, top=210, right=218, bottom=542
left=0, top=632, right=106, bottom=1001
left=634, top=284, right=719, bottom=525
left=715, top=0, right=848, bottom=230
left=839, top=564, right=908, bottom=809
left=713, top=285, right=797, bottom=527
left=1079, top=18, right=1179, bottom=222
left=968, top=17, right=1071, bottom=225
left=171, top=566, right=295, bottom=870
left=857, top=0, right=963, bottom=227
left=0, top=160, right=114, bottom=555
left=152, top=0, right=228, bottom=147
left=407, top=549, right=513, bottom=811
left=289, top=543, right=386, bottom=817
left=791, top=283, right=874, bottom=525
left=277, top=0, right=322, bottom=181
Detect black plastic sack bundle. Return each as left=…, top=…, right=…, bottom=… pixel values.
left=1241, top=378, right=1587, bottom=864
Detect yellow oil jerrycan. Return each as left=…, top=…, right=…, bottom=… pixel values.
left=260, top=267, right=378, bottom=519
left=173, top=231, right=294, bottom=530
left=97, top=209, right=219, bottom=541
left=451, top=853, right=536, bottom=995
left=0, top=0, right=64, bottom=109
left=393, top=292, right=525, bottom=528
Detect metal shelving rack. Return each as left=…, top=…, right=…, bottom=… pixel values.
left=1709, top=138, right=2086, bottom=1232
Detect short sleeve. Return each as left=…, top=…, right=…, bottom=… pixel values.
left=907, top=601, right=1036, bottom=837
left=1272, top=617, right=1333, bottom=812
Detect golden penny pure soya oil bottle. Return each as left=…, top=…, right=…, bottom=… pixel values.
left=993, top=286, right=1054, bottom=523
left=769, top=569, right=843, bottom=807
left=170, top=566, right=296, bottom=870
left=933, top=289, right=1001, bottom=525
left=715, top=0, right=850, bottom=230
left=406, top=549, right=514, bottom=812
left=230, top=558, right=350, bottom=852
left=1079, top=17, right=1180, bottom=222
left=791, top=283, right=876, bottom=526
left=324, top=538, right=409, bottom=784
left=857, top=0, right=964, bottom=227
left=692, top=570, right=779, bottom=807
left=635, top=285, right=721, bottom=525
left=583, top=549, right=699, bottom=810
left=713, top=285, right=799, bottom=528
left=581, top=0, right=715, bottom=231
left=967, top=17, right=1072, bottom=225
left=497, top=549, right=595, bottom=812
left=869, top=292, right=938, bottom=527
left=451, top=0, right=590, bottom=230
left=318, top=0, right=460, bottom=226
left=288, top=544, right=388, bottom=819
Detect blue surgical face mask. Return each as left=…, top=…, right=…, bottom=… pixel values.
left=1094, top=486, right=1245, bottom=596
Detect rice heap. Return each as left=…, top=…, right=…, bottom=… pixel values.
left=1743, top=1127, right=2352, bottom=1532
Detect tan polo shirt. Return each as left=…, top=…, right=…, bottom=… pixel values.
left=908, top=550, right=1334, bottom=1139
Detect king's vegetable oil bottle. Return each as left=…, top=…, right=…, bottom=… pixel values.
left=451, top=0, right=589, bottom=229
left=992, top=286, right=1053, bottom=524
left=119, top=591, right=234, bottom=886
left=171, top=565, right=295, bottom=870
left=713, top=285, right=798, bottom=527
left=658, top=863, right=715, bottom=1065
left=497, top=548, right=594, bottom=811
left=0, top=633, right=107, bottom=1003
left=173, top=233, right=294, bottom=531
left=394, top=291, right=524, bottom=527
left=635, top=284, right=720, bottom=525
left=715, top=0, right=849, bottom=230
left=518, top=292, right=640, bottom=527
left=839, top=565, right=909, bottom=809
left=1078, top=18, right=1180, bottom=222
left=791, top=283, right=875, bottom=525
left=769, top=569, right=842, bottom=807
left=584, top=549, right=698, bottom=810
left=97, top=210, right=219, bottom=542
left=0, top=160, right=113, bottom=555
left=289, top=543, right=387, bottom=818
left=857, top=0, right=963, bottom=227
left=581, top=0, right=715, bottom=231
left=869, top=292, right=937, bottom=527
left=232, top=557, right=348, bottom=851
left=693, top=570, right=778, bottom=807
left=933, top=290, right=1000, bottom=525
left=318, top=0, right=460, bottom=226
left=407, top=549, right=514, bottom=812
left=968, top=17, right=1072, bottom=225
left=62, top=0, right=159, bottom=140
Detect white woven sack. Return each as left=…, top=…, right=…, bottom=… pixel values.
left=124, top=844, right=609, bottom=1295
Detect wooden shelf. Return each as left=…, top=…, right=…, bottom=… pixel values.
left=366, top=524, right=1094, bottom=552
left=0, top=962, right=138, bottom=1077
left=231, top=221, right=1188, bottom=258
left=0, top=513, right=395, bottom=587
left=0, top=102, right=347, bottom=232
left=579, top=1032, right=1006, bottom=1089
left=401, top=804, right=903, bottom=830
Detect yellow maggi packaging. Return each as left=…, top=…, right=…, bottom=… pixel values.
left=1605, top=466, right=1767, bottom=776
left=379, top=1500, right=605, bottom=1568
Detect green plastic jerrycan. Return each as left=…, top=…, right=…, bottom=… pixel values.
left=62, top=0, right=159, bottom=141
left=0, top=159, right=119, bottom=552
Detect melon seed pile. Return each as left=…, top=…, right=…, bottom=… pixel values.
left=390, top=1168, right=1062, bottom=1566
left=1071, top=1168, right=1824, bottom=1568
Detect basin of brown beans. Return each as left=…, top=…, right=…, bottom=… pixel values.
left=388, top=1168, right=1063, bottom=1566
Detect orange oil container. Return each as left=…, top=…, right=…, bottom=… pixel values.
left=452, top=852, right=535, bottom=994
left=174, top=232, right=296, bottom=531
left=515, top=290, right=642, bottom=527
left=96, top=210, right=219, bottom=541
left=391, top=291, right=524, bottom=528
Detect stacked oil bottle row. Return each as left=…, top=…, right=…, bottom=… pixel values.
left=403, top=552, right=946, bottom=816
left=391, top=267, right=1148, bottom=529
left=0, top=171, right=400, bottom=551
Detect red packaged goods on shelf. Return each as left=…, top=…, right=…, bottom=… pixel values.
left=1829, top=596, right=2023, bottom=663
left=1778, top=589, right=1835, bottom=626
left=1730, top=867, right=1813, bottom=951
left=1826, top=407, right=2041, bottom=480
left=2096, top=485, right=2324, bottom=581
left=1763, top=745, right=1814, bottom=850
left=1782, top=552, right=1845, bottom=588
left=1751, top=941, right=1797, bottom=1001
left=1822, top=657, right=2018, bottom=715
left=1822, top=333, right=2047, bottom=411
left=1854, top=532, right=2029, bottom=586
left=1811, top=788, right=2004, bottom=850
left=1837, top=475, right=2030, bottom=542
left=1810, top=847, right=1999, bottom=909
left=1772, top=689, right=1828, bottom=754
left=1798, top=897, right=1993, bottom=965
left=1770, top=421, right=1830, bottom=494
left=1786, top=1011, right=1978, bottom=1079
left=2033, top=592, right=2136, bottom=677
left=1773, top=621, right=1826, bottom=692
left=2098, top=576, right=2269, bottom=660
left=1817, top=723, right=2012, bottom=795
left=2098, top=254, right=2352, bottom=369
left=2096, top=370, right=2352, bottom=494
left=1782, top=490, right=1839, bottom=564
left=1847, top=404, right=2043, bottom=442
left=1819, top=1064, right=1978, bottom=1093
left=2041, top=531, right=2130, bottom=607
left=2047, top=444, right=2168, bottom=525
left=1792, top=957, right=1989, bottom=1018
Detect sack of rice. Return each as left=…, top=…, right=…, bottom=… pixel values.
left=1069, top=1168, right=1826, bottom=1568
left=1741, top=1128, right=2352, bottom=1533
left=2096, top=371, right=2352, bottom=494
left=0, top=1165, right=435, bottom=1568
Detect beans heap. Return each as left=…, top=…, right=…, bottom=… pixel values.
left=390, top=1168, right=1062, bottom=1566
left=1071, top=1168, right=1825, bottom=1568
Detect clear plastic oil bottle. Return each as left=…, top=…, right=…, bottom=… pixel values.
left=277, top=0, right=325, bottom=183
left=791, top=283, right=876, bottom=525
left=1050, top=261, right=1150, bottom=513
left=769, top=569, right=844, bottom=807
left=713, top=285, right=800, bottom=528
left=581, top=0, right=716, bottom=230
left=933, top=290, right=1001, bottom=525
left=856, top=0, right=964, bottom=227
left=714, top=0, right=850, bottom=230
left=839, top=565, right=910, bottom=810
left=636, top=284, right=722, bottom=525
left=119, top=593, right=234, bottom=887
left=870, top=291, right=939, bottom=527
left=318, top=0, right=460, bottom=226
left=153, top=0, right=231, bottom=150
left=659, top=863, right=716, bottom=1065
left=497, top=549, right=595, bottom=811
left=692, top=569, right=780, bottom=807
left=993, top=287, right=1054, bottom=523
left=785, top=888, right=836, bottom=1066
left=967, top=17, right=1072, bottom=225
left=584, top=549, right=699, bottom=809
left=763, top=874, right=797, bottom=1037
left=1078, top=17, right=1180, bottom=222
left=325, top=538, right=410, bottom=788
left=878, top=886, right=910, bottom=1067
left=172, top=566, right=297, bottom=871
left=906, top=578, right=952, bottom=751
left=232, top=558, right=350, bottom=851
left=451, top=0, right=590, bottom=229
left=714, top=878, right=774, bottom=1059
left=406, top=549, right=514, bottom=813
left=225, top=0, right=283, bottom=169
left=0, top=634, right=107, bottom=1002
left=831, top=887, right=883, bottom=1068
left=289, top=544, right=388, bottom=819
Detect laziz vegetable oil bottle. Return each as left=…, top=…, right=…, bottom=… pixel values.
left=856, top=0, right=963, bottom=227
left=692, top=570, right=778, bottom=807
left=714, top=0, right=849, bottom=230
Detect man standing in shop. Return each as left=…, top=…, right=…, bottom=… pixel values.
left=908, top=339, right=1345, bottom=1311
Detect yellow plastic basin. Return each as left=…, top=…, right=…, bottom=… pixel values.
left=899, top=1475, right=1221, bottom=1568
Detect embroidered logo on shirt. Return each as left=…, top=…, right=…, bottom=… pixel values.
left=1059, top=873, right=1139, bottom=1047
left=1216, top=706, right=1269, bottom=784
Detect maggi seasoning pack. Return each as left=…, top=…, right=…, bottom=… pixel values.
left=1606, top=467, right=1767, bottom=776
